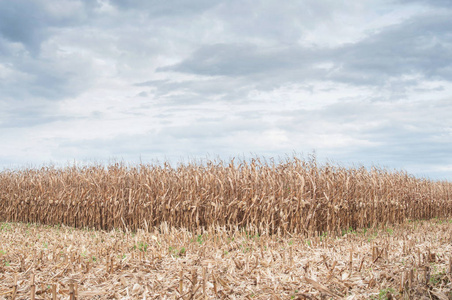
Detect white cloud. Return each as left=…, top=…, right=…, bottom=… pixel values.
left=0, top=0, right=451, bottom=180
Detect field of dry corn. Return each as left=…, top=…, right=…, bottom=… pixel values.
left=1, top=158, right=452, bottom=299
left=1, top=158, right=452, bottom=235
left=1, top=220, right=452, bottom=299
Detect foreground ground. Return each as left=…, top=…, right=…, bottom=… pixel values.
left=0, top=220, right=451, bottom=299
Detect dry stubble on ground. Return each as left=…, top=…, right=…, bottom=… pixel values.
left=1, top=219, right=452, bottom=299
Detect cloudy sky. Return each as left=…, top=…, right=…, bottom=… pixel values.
left=0, top=0, right=451, bottom=180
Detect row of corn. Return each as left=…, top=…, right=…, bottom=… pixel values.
left=1, top=157, right=451, bottom=234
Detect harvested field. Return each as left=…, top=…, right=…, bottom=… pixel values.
left=1, top=219, right=452, bottom=299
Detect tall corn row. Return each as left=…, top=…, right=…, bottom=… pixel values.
left=0, top=157, right=451, bottom=235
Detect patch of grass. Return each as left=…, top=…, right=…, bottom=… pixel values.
left=168, top=246, right=185, bottom=257
left=429, top=264, right=447, bottom=285
left=290, top=289, right=299, bottom=299
left=197, top=234, right=203, bottom=245
left=0, top=223, right=12, bottom=231
left=243, top=230, right=260, bottom=240
left=137, top=241, right=148, bottom=252
left=240, top=242, right=251, bottom=253
left=342, top=226, right=356, bottom=236
left=169, top=246, right=177, bottom=256
left=371, top=287, right=396, bottom=300
left=367, top=231, right=379, bottom=242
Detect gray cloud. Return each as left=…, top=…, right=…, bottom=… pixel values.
left=0, top=0, right=93, bottom=54
left=294, top=98, right=452, bottom=174
left=0, top=1, right=50, bottom=53
left=0, top=104, right=65, bottom=128
left=108, top=0, right=217, bottom=16
left=160, top=12, right=452, bottom=89
left=158, top=44, right=321, bottom=77
left=333, top=13, right=452, bottom=83
left=0, top=0, right=451, bottom=180
left=0, top=50, right=98, bottom=103
left=0, top=1, right=101, bottom=106
left=397, top=0, right=452, bottom=7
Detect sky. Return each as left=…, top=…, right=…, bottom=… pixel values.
left=0, top=0, right=451, bottom=180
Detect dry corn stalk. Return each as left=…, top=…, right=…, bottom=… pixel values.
left=0, top=157, right=451, bottom=235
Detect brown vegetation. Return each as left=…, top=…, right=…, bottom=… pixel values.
left=0, top=157, right=451, bottom=235
left=1, top=220, right=452, bottom=299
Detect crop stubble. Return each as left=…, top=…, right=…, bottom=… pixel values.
left=1, top=220, right=452, bottom=299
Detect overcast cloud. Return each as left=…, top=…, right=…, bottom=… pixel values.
left=0, top=0, right=451, bottom=180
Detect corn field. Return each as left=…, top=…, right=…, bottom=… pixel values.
left=0, top=157, right=451, bottom=235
